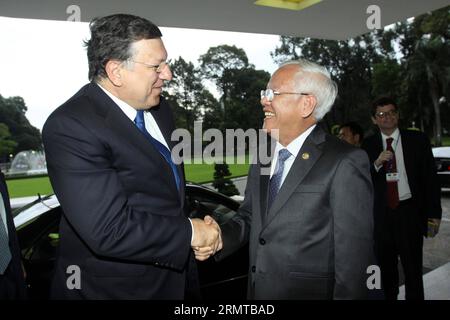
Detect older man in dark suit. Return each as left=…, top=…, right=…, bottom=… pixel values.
left=0, top=171, right=27, bottom=299
left=362, top=96, right=441, bottom=300
left=42, top=14, right=220, bottom=299
left=201, top=59, right=375, bottom=299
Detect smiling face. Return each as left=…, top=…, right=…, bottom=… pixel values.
left=114, top=38, right=172, bottom=109
left=372, top=103, right=399, bottom=136
left=261, top=64, right=317, bottom=146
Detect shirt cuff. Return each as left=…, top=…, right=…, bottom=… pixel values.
left=188, top=218, right=194, bottom=245
left=374, top=163, right=382, bottom=172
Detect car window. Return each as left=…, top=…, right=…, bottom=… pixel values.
left=18, top=207, right=61, bottom=262
left=186, top=191, right=239, bottom=226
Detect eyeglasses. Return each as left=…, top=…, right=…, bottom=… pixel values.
left=128, top=60, right=168, bottom=73
left=375, top=109, right=398, bottom=118
left=260, top=89, right=309, bottom=102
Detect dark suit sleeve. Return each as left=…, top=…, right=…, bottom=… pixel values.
left=0, top=173, right=27, bottom=299
left=330, top=148, right=374, bottom=299
left=419, top=134, right=442, bottom=219
left=42, top=112, right=191, bottom=270
left=216, top=163, right=256, bottom=260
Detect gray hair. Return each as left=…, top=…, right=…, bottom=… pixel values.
left=279, top=59, right=338, bottom=121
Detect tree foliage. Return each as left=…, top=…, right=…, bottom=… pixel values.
left=270, top=5, right=450, bottom=143
left=212, top=162, right=239, bottom=196
left=0, top=94, right=42, bottom=157
left=0, top=123, right=18, bottom=160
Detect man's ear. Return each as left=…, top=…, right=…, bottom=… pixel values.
left=300, top=95, right=317, bottom=118
left=104, top=60, right=124, bottom=86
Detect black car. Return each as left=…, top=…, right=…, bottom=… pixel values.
left=12, top=183, right=248, bottom=300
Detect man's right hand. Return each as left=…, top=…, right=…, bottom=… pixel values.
left=375, top=150, right=393, bottom=167
left=191, top=216, right=222, bottom=261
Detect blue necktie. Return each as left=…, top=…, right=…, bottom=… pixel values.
left=0, top=197, right=12, bottom=275
left=134, top=110, right=181, bottom=191
left=267, top=149, right=292, bottom=210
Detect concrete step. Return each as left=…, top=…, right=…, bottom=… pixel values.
left=398, top=262, right=450, bottom=300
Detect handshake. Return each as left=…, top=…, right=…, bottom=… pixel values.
left=191, top=215, right=222, bottom=261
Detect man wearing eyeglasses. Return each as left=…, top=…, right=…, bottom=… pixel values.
left=361, top=96, right=442, bottom=300
left=211, top=60, right=374, bottom=299
left=42, top=14, right=221, bottom=300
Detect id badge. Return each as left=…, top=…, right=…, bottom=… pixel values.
left=386, top=172, right=399, bottom=182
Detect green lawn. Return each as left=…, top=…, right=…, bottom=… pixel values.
left=6, top=158, right=250, bottom=198
left=6, top=176, right=54, bottom=198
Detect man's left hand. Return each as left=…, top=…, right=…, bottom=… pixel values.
left=428, top=218, right=441, bottom=236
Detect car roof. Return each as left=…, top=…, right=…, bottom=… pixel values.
left=432, top=147, right=450, bottom=158
left=13, top=194, right=60, bottom=229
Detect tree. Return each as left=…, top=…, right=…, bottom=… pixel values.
left=212, top=162, right=239, bottom=196
left=403, top=6, right=450, bottom=145
left=0, top=94, right=42, bottom=155
left=165, top=57, right=204, bottom=133
left=199, top=45, right=250, bottom=93
left=199, top=45, right=252, bottom=126
left=0, top=123, right=17, bottom=161
left=269, top=5, right=450, bottom=142
left=224, top=68, right=270, bottom=131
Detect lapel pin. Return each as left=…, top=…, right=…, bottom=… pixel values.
left=302, top=152, right=310, bottom=160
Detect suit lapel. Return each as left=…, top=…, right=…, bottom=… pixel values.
left=262, top=126, right=326, bottom=230
left=399, top=130, right=414, bottom=182
left=375, top=132, right=384, bottom=158
left=258, top=135, right=276, bottom=224
left=149, top=101, right=186, bottom=202
left=86, top=84, right=180, bottom=196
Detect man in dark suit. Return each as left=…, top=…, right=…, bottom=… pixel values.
left=42, top=14, right=220, bottom=299
left=201, top=60, right=374, bottom=299
left=0, top=171, right=27, bottom=299
left=361, top=96, right=441, bottom=300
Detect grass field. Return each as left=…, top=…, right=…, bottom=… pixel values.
left=6, top=156, right=250, bottom=198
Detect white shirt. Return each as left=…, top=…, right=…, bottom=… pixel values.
left=96, top=84, right=195, bottom=242
left=270, top=124, right=316, bottom=187
left=97, top=84, right=170, bottom=149
left=375, top=128, right=412, bottom=201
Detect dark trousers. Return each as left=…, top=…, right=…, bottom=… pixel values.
left=377, top=199, right=424, bottom=300
left=0, top=263, right=27, bottom=300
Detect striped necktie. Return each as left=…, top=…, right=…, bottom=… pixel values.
left=267, top=148, right=292, bottom=210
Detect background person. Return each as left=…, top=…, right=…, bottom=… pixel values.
left=338, top=121, right=364, bottom=146
left=361, top=96, right=441, bottom=300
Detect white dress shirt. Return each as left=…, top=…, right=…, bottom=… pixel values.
left=270, top=124, right=316, bottom=187
left=375, top=128, right=412, bottom=201
left=97, top=84, right=170, bottom=149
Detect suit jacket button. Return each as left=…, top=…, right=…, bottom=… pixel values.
left=259, top=238, right=266, bottom=245
left=251, top=266, right=256, bottom=273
